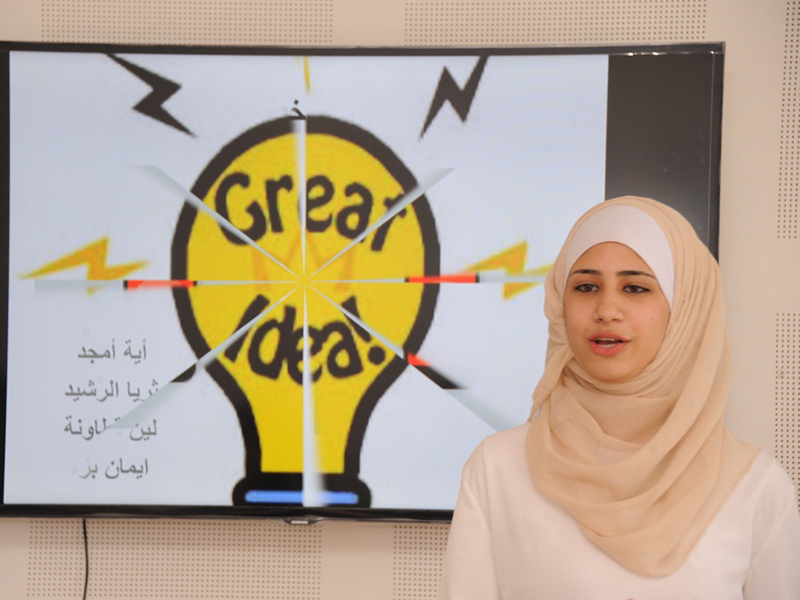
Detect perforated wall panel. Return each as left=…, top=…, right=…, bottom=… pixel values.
left=780, top=2, right=800, bottom=238
left=27, top=519, right=86, bottom=599
left=24, top=519, right=457, bottom=599
left=393, top=524, right=450, bottom=600
left=404, top=0, right=706, bottom=45
left=10, top=2, right=796, bottom=600
left=775, top=313, right=800, bottom=506
left=41, top=0, right=334, bottom=45
left=28, top=519, right=323, bottom=599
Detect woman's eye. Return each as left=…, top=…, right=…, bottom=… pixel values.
left=624, top=284, right=649, bottom=294
left=574, top=283, right=597, bottom=293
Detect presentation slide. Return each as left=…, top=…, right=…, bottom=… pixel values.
left=3, top=49, right=607, bottom=509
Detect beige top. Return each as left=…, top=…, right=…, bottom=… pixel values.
left=440, top=424, right=800, bottom=600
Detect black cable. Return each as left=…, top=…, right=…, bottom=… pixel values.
left=81, top=518, right=89, bottom=600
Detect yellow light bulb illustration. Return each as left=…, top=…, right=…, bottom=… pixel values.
left=171, top=116, right=440, bottom=506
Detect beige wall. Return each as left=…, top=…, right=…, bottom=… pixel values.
left=0, top=1, right=798, bottom=598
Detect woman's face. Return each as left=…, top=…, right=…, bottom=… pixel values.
left=563, top=242, right=670, bottom=384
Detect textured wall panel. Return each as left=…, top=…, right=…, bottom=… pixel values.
left=42, top=0, right=334, bottom=45
left=27, top=519, right=86, bottom=599
left=28, top=519, right=322, bottom=599
left=14, top=2, right=797, bottom=600
left=775, top=313, right=800, bottom=507
left=780, top=2, right=800, bottom=238
left=405, top=0, right=706, bottom=45
left=393, top=524, right=449, bottom=599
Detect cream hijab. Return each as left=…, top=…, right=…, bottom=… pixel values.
left=526, top=196, right=758, bottom=576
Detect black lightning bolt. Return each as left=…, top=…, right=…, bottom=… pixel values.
left=108, top=54, right=193, bottom=136
left=420, top=56, right=489, bottom=138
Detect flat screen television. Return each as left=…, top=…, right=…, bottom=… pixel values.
left=0, top=41, right=723, bottom=520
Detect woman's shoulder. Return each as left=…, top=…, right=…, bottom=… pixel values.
left=718, top=450, right=800, bottom=597
left=716, top=448, right=800, bottom=567
left=468, top=423, right=529, bottom=463
left=459, top=423, right=532, bottom=491
left=735, top=450, right=796, bottom=508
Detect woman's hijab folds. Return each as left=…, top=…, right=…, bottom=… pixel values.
left=526, top=196, right=758, bottom=576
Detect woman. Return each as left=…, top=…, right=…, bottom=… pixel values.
left=439, top=196, right=800, bottom=599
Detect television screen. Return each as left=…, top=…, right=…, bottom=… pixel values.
left=0, top=42, right=722, bottom=518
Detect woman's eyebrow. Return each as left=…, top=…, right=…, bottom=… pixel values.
left=569, top=268, right=601, bottom=277
left=568, top=268, right=656, bottom=278
left=617, top=270, right=656, bottom=278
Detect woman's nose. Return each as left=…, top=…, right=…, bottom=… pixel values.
left=593, top=291, right=623, bottom=321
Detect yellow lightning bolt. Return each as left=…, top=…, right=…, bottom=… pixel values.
left=466, top=242, right=551, bottom=300
left=22, top=237, right=148, bottom=283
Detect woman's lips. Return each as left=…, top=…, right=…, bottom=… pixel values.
left=588, top=335, right=629, bottom=356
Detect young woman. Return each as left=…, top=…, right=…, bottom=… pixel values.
left=439, top=196, right=800, bottom=599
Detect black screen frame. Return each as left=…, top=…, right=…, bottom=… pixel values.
left=0, top=41, right=723, bottom=522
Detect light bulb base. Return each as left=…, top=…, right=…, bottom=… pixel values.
left=232, top=473, right=371, bottom=507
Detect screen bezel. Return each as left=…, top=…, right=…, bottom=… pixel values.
left=0, top=41, right=723, bottom=521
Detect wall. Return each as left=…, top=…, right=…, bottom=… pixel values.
left=0, top=1, right=797, bottom=598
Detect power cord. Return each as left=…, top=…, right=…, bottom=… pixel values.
left=81, top=518, right=89, bottom=600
